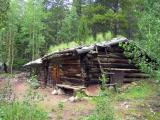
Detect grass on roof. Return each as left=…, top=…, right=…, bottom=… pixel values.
left=48, top=32, right=114, bottom=53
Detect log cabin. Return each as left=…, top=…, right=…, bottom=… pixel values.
left=24, top=37, right=149, bottom=90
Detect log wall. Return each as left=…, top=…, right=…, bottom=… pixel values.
left=47, top=57, right=84, bottom=86
left=82, top=45, right=148, bottom=85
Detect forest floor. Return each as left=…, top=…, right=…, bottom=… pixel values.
left=0, top=72, right=160, bottom=120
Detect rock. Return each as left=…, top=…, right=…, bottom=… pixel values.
left=75, top=96, right=78, bottom=101
left=132, top=82, right=137, bottom=86
left=120, top=102, right=130, bottom=109
left=51, top=89, right=58, bottom=95
left=48, top=113, right=53, bottom=120
left=57, top=89, right=65, bottom=95
left=62, top=99, right=68, bottom=102
left=68, top=96, right=76, bottom=102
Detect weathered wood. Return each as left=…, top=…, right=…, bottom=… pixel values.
left=93, top=58, right=129, bottom=64
left=98, top=53, right=126, bottom=59
left=89, top=63, right=136, bottom=69
left=48, top=56, right=78, bottom=63
left=61, top=68, right=81, bottom=73
left=123, top=78, right=140, bottom=83
left=57, top=84, right=86, bottom=91
left=125, top=73, right=150, bottom=78
left=104, top=68, right=140, bottom=72
left=60, top=76, right=84, bottom=81
left=100, top=63, right=136, bottom=69
left=62, top=72, right=81, bottom=76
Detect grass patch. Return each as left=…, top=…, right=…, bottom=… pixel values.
left=48, top=32, right=113, bottom=53
left=0, top=102, right=48, bottom=120
left=0, top=79, right=48, bottom=120
left=117, top=81, right=154, bottom=101
left=0, top=73, right=14, bottom=78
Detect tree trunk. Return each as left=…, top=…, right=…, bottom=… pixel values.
left=113, top=0, right=119, bottom=36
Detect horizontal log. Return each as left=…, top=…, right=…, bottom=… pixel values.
left=60, top=74, right=82, bottom=79
left=123, top=78, right=140, bottom=83
left=56, top=84, right=86, bottom=91
left=60, top=76, right=84, bottom=81
left=98, top=53, right=126, bottom=59
left=60, top=77, right=85, bottom=85
left=61, top=64, right=81, bottom=68
left=88, top=63, right=136, bottom=69
left=61, top=59, right=80, bottom=64
left=104, top=68, right=140, bottom=72
left=61, top=68, right=81, bottom=73
left=61, top=63, right=81, bottom=65
left=48, top=56, right=78, bottom=63
left=93, top=58, right=129, bottom=64
left=62, top=72, right=81, bottom=76
left=101, top=63, right=136, bottom=69
left=98, top=47, right=124, bottom=53
left=124, top=73, right=150, bottom=78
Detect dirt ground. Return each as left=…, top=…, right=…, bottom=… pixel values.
left=0, top=73, right=95, bottom=120
left=0, top=73, right=160, bottom=120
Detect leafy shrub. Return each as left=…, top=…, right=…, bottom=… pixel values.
left=120, top=41, right=156, bottom=75
left=99, top=73, right=109, bottom=90
left=155, top=70, right=160, bottom=82
left=27, top=75, right=40, bottom=89
left=76, top=90, right=86, bottom=100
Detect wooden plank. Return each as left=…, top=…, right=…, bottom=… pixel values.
left=89, top=63, right=136, bottom=69
left=98, top=53, right=126, bottom=59
left=57, top=84, right=86, bottom=91
left=124, top=73, right=149, bottom=78
left=49, top=56, right=78, bottom=63
left=62, top=72, right=81, bottom=77
left=123, top=78, right=140, bottom=83
left=100, top=63, right=136, bottom=68
left=60, top=76, right=85, bottom=84
left=104, top=68, right=140, bottom=72
left=93, top=58, right=129, bottom=64
left=61, top=59, right=80, bottom=64
left=61, top=68, right=81, bottom=73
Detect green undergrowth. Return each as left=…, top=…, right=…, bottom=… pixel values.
left=0, top=73, right=15, bottom=78
left=83, top=92, right=114, bottom=120
left=116, top=81, right=153, bottom=101
left=0, top=80, right=48, bottom=120
left=0, top=102, right=48, bottom=120
left=81, top=74, right=115, bottom=120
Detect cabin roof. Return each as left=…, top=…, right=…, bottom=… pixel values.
left=42, top=37, right=128, bottom=60
left=24, top=37, right=128, bottom=67
left=23, top=58, right=42, bottom=67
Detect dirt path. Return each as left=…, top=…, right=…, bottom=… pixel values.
left=0, top=73, right=95, bottom=120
